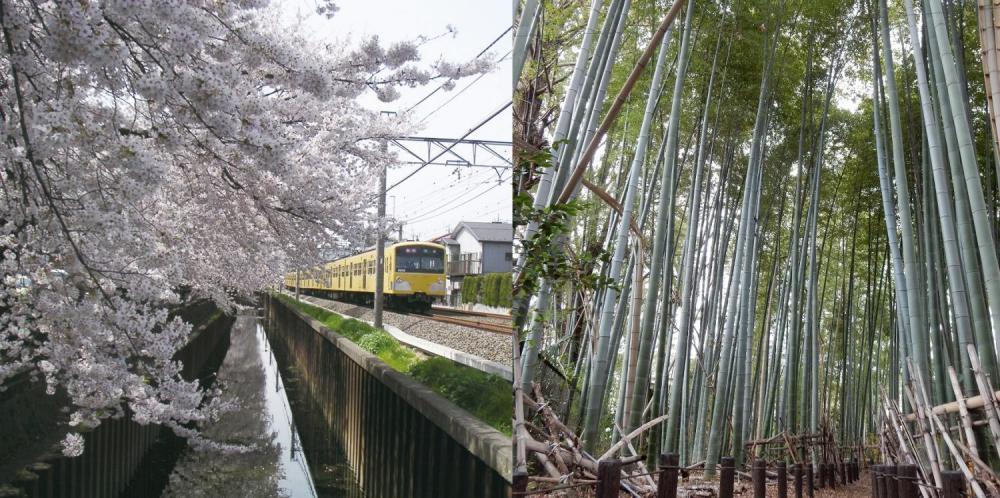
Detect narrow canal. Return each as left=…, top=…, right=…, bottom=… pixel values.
left=162, top=312, right=362, bottom=497
left=2, top=301, right=508, bottom=497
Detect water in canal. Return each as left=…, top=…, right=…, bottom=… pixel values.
left=162, top=313, right=362, bottom=497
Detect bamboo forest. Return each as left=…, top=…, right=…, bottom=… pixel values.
left=513, top=0, right=1000, bottom=495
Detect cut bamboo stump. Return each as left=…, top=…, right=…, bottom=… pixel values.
left=752, top=459, right=766, bottom=498
left=719, top=457, right=735, bottom=498
left=806, top=462, right=814, bottom=498
left=793, top=463, right=803, bottom=498
left=512, top=470, right=528, bottom=496
left=657, top=453, right=678, bottom=498
left=942, top=470, right=965, bottom=498
left=871, top=465, right=880, bottom=498
left=898, top=464, right=919, bottom=498
left=876, top=465, right=888, bottom=498
left=596, top=459, right=621, bottom=498
left=777, top=461, right=787, bottom=498
left=885, top=464, right=898, bottom=498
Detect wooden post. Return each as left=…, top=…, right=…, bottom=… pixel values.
left=885, top=464, right=897, bottom=498
left=898, top=464, right=919, bottom=498
left=719, top=457, right=736, bottom=498
left=941, top=471, right=965, bottom=498
left=827, top=463, right=836, bottom=490
left=794, top=463, right=803, bottom=498
left=777, top=461, right=787, bottom=498
left=876, top=465, right=889, bottom=498
left=512, top=469, right=528, bottom=496
left=657, top=453, right=678, bottom=498
left=806, top=462, right=814, bottom=498
left=752, top=459, right=766, bottom=498
left=597, top=459, right=622, bottom=498
left=840, top=461, right=847, bottom=485
left=872, top=465, right=880, bottom=498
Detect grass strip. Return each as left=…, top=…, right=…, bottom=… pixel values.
left=275, top=294, right=511, bottom=434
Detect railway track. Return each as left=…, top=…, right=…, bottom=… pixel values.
left=423, top=309, right=512, bottom=335
left=430, top=306, right=512, bottom=321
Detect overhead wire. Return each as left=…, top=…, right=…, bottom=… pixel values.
left=393, top=166, right=494, bottom=209
left=401, top=175, right=503, bottom=222
left=417, top=49, right=512, bottom=124
left=383, top=100, right=511, bottom=194
left=402, top=25, right=513, bottom=114
left=405, top=180, right=506, bottom=225
left=402, top=172, right=508, bottom=224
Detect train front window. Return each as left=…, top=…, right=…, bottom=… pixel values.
left=395, top=246, right=444, bottom=273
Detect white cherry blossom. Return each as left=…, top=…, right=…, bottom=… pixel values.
left=0, top=0, right=492, bottom=455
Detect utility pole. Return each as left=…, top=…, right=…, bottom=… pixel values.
left=374, top=112, right=394, bottom=329
left=374, top=159, right=386, bottom=329
left=372, top=118, right=509, bottom=326
left=295, top=270, right=300, bottom=300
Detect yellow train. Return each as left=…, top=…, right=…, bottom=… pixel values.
left=284, top=241, right=447, bottom=311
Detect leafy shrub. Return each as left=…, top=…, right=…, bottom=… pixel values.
left=460, top=273, right=512, bottom=308
left=498, top=273, right=512, bottom=308
left=461, top=275, right=480, bottom=303
left=339, top=318, right=374, bottom=341
left=410, top=357, right=511, bottom=434
left=483, top=273, right=500, bottom=306
left=357, top=330, right=397, bottom=355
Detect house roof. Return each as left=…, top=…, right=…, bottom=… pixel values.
left=454, top=221, right=513, bottom=243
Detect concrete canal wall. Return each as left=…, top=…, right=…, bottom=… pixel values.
left=263, top=293, right=512, bottom=497
left=0, top=301, right=233, bottom=498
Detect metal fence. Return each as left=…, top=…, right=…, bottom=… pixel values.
left=447, top=255, right=482, bottom=276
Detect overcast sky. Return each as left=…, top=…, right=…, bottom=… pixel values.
left=276, top=0, right=512, bottom=241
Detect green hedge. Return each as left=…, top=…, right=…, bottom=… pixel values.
left=461, top=273, right=512, bottom=308
left=461, top=275, right=480, bottom=303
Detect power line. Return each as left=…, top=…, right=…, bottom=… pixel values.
left=403, top=26, right=513, bottom=114
left=418, top=49, right=512, bottom=124
left=405, top=181, right=505, bottom=225
left=384, top=101, right=511, bottom=195
left=393, top=167, right=494, bottom=209
left=403, top=173, right=508, bottom=225
left=401, top=174, right=503, bottom=222
left=402, top=172, right=507, bottom=222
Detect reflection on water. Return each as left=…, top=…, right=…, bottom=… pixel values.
left=258, top=321, right=320, bottom=497
left=266, top=323, right=365, bottom=498
left=162, top=314, right=352, bottom=498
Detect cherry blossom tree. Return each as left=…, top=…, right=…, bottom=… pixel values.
left=0, top=0, right=491, bottom=455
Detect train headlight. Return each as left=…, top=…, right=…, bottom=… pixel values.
left=430, top=278, right=446, bottom=293
left=393, top=277, right=412, bottom=291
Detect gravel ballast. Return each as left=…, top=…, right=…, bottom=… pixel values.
left=299, top=296, right=512, bottom=366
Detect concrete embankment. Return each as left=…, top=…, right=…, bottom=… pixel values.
left=264, top=293, right=512, bottom=497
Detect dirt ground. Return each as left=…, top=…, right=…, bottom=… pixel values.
left=729, top=472, right=872, bottom=497
left=530, top=471, right=873, bottom=497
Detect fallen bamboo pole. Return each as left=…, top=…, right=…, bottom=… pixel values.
left=901, top=387, right=1000, bottom=422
